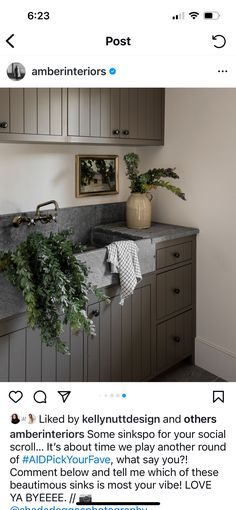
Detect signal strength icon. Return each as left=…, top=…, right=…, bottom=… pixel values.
left=189, top=11, right=199, bottom=19
left=172, top=12, right=185, bottom=20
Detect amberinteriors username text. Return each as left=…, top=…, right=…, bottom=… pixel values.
left=32, top=67, right=107, bottom=76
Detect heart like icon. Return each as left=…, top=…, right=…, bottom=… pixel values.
left=9, top=391, right=23, bottom=403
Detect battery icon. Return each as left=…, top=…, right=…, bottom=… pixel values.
left=204, top=11, right=220, bottom=19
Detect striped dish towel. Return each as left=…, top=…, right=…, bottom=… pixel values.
left=106, top=240, right=142, bottom=305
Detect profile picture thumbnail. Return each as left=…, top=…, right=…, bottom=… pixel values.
left=7, top=62, right=26, bottom=81
left=27, top=413, right=36, bottom=424
left=11, top=413, right=20, bottom=424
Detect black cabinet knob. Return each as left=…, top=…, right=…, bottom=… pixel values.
left=174, top=288, right=181, bottom=294
left=0, top=121, right=8, bottom=128
left=173, top=336, right=181, bottom=343
left=122, top=129, right=129, bottom=135
left=174, top=252, right=180, bottom=258
left=91, top=309, right=100, bottom=317
left=112, top=129, right=120, bottom=135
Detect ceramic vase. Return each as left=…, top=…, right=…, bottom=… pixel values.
left=126, top=192, right=152, bottom=229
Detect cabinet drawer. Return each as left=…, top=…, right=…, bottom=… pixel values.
left=156, top=241, right=192, bottom=270
left=156, top=265, right=192, bottom=320
left=156, top=310, right=193, bottom=374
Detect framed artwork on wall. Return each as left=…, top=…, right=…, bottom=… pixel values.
left=75, top=155, right=119, bottom=197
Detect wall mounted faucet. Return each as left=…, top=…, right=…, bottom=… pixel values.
left=12, top=200, right=59, bottom=227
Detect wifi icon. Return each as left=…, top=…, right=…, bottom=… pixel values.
left=189, top=11, right=199, bottom=19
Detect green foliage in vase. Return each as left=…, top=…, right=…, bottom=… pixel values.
left=124, top=153, right=186, bottom=200
left=0, top=230, right=109, bottom=354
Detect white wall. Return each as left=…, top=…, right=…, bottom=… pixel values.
left=140, top=89, right=236, bottom=380
left=0, top=144, right=131, bottom=214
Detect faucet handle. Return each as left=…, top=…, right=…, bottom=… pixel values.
left=12, top=215, right=22, bottom=227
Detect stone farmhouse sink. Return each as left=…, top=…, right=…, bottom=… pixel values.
left=76, top=230, right=155, bottom=289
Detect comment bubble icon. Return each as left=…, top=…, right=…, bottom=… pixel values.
left=33, top=390, right=47, bottom=404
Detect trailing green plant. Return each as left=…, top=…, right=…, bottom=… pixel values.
left=0, top=229, right=109, bottom=354
left=124, top=153, right=186, bottom=200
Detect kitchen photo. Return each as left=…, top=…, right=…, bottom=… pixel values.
left=0, top=88, right=234, bottom=383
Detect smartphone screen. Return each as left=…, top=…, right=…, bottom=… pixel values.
left=0, top=2, right=235, bottom=510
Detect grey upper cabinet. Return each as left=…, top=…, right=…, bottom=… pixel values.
left=67, top=88, right=164, bottom=145
left=0, top=89, right=67, bottom=142
left=0, top=88, right=164, bottom=145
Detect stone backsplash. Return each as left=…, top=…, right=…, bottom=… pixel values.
left=0, top=202, right=126, bottom=251
left=0, top=202, right=125, bottom=320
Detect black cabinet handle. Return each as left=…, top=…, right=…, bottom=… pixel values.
left=174, top=288, right=181, bottom=294
left=173, top=252, right=180, bottom=258
left=0, top=121, right=8, bottom=128
left=173, top=336, right=181, bottom=343
left=112, top=129, right=120, bottom=135
left=91, top=309, right=100, bottom=317
left=122, top=129, right=129, bottom=135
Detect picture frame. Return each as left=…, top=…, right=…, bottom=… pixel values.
left=75, top=155, right=119, bottom=197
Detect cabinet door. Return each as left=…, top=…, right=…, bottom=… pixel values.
left=85, top=299, right=113, bottom=382
left=120, top=89, right=164, bottom=143
left=156, top=264, right=192, bottom=320
left=0, top=89, right=66, bottom=141
left=127, top=273, right=156, bottom=381
left=156, top=310, right=193, bottom=374
left=67, top=88, right=120, bottom=140
left=85, top=273, right=156, bottom=382
left=67, top=88, right=164, bottom=145
left=0, top=314, right=84, bottom=382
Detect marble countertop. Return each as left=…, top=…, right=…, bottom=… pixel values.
left=92, top=221, right=199, bottom=244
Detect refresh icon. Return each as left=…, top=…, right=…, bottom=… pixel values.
left=212, top=34, right=226, bottom=48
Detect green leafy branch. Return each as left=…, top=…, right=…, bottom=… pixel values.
left=0, top=230, right=109, bottom=354
left=124, top=153, right=186, bottom=200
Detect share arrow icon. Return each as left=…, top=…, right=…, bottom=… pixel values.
left=58, top=391, right=71, bottom=403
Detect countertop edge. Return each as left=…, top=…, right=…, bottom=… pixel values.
left=151, top=229, right=199, bottom=244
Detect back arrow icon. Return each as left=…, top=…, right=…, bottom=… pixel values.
left=212, top=34, right=226, bottom=48
left=6, top=34, right=15, bottom=48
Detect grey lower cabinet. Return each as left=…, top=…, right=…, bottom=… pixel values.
left=0, top=236, right=196, bottom=382
left=86, top=273, right=156, bottom=382
left=156, top=310, right=193, bottom=374
left=154, top=236, right=196, bottom=375
left=0, top=89, right=67, bottom=142
left=0, top=273, right=156, bottom=382
left=0, top=314, right=84, bottom=382
left=0, top=88, right=164, bottom=145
